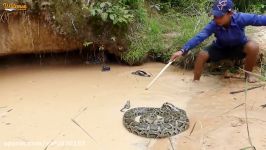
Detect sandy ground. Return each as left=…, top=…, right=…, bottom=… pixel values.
left=250, top=26, right=266, bottom=51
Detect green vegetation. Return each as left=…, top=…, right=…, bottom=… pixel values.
left=234, top=0, right=265, bottom=13
left=83, top=1, right=134, bottom=25
left=121, top=0, right=265, bottom=66
left=120, top=0, right=212, bottom=66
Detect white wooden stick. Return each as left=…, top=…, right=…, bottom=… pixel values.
left=145, top=61, right=173, bottom=90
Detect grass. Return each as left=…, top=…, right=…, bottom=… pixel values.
left=2, top=0, right=264, bottom=68
left=121, top=0, right=265, bottom=66
left=1, top=0, right=213, bottom=67
left=121, top=6, right=165, bottom=65
left=121, top=3, right=211, bottom=66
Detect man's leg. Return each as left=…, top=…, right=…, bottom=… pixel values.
left=243, top=41, right=259, bottom=83
left=194, top=51, right=209, bottom=81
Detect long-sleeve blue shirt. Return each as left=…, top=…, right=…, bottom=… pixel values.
left=181, top=12, right=266, bottom=53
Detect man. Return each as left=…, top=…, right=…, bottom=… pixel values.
left=170, top=0, right=266, bottom=83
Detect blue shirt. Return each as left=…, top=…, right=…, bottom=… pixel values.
left=181, top=12, right=266, bottom=53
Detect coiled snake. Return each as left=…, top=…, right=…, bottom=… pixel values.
left=123, top=102, right=189, bottom=138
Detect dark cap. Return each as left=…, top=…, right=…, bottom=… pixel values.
left=211, top=0, right=234, bottom=17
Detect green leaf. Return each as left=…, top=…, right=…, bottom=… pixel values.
left=100, top=2, right=105, bottom=8
left=113, top=19, right=118, bottom=24
left=109, top=14, right=115, bottom=20
left=90, top=9, right=96, bottom=16
left=97, top=9, right=103, bottom=14
left=106, top=2, right=112, bottom=6
left=101, top=13, right=108, bottom=21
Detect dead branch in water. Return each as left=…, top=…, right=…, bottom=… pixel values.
left=71, top=118, right=97, bottom=143
left=230, top=84, right=265, bottom=94
left=73, top=107, right=87, bottom=119
left=189, top=121, right=197, bottom=136
left=221, top=103, right=245, bottom=115
left=239, top=68, right=266, bottom=81
left=261, top=104, right=266, bottom=109
left=44, top=139, right=55, bottom=150
left=243, top=77, right=256, bottom=150
left=168, top=137, right=175, bottom=150
left=240, top=146, right=256, bottom=150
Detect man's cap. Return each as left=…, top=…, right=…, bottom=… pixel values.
left=211, top=0, right=234, bottom=17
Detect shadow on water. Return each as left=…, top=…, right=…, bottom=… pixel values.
left=0, top=49, right=120, bottom=68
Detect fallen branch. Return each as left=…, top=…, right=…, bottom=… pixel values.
left=44, top=139, right=55, bottom=150
left=240, top=146, right=256, bottom=150
left=221, top=103, right=244, bottom=115
left=71, top=119, right=97, bottom=142
left=243, top=78, right=256, bottom=149
left=43, top=131, right=63, bottom=150
left=230, top=84, right=265, bottom=94
left=168, top=137, right=175, bottom=150
left=189, top=121, right=197, bottom=136
left=261, top=104, right=266, bottom=109
left=73, top=107, right=87, bottom=119
left=7, top=108, right=13, bottom=112
left=239, top=68, right=266, bottom=81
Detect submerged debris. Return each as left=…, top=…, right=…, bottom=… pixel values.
left=102, top=65, right=110, bottom=72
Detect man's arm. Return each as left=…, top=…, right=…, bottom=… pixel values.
left=238, top=13, right=266, bottom=26
left=181, top=21, right=216, bottom=54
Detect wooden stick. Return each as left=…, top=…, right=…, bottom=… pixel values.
left=239, top=68, right=266, bottom=80
left=44, top=139, right=55, bottom=150
left=221, top=103, right=245, bottom=115
left=189, top=121, right=197, bottom=136
left=71, top=119, right=97, bottom=142
left=261, top=104, right=266, bottom=109
left=240, top=146, right=256, bottom=150
left=230, top=84, right=265, bottom=94
left=168, top=137, right=175, bottom=150
left=145, top=61, right=173, bottom=90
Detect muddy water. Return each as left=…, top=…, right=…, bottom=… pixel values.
left=0, top=61, right=226, bottom=150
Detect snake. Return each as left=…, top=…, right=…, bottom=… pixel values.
left=131, top=70, right=151, bottom=77
left=122, top=102, right=189, bottom=138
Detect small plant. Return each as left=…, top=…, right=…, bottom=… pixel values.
left=83, top=1, right=134, bottom=25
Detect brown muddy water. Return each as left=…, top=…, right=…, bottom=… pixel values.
left=0, top=53, right=265, bottom=150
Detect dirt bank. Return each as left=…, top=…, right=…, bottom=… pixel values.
left=0, top=12, right=82, bottom=56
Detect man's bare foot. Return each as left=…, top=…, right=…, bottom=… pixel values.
left=192, top=79, right=200, bottom=83
left=190, top=80, right=204, bottom=94
left=246, top=75, right=257, bottom=83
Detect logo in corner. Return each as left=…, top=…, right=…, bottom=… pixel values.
left=2, top=3, right=27, bottom=11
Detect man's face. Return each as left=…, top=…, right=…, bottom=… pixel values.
left=213, top=12, right=232, bottom=26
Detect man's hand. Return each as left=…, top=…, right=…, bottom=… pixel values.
left=170, top=51, right=183, bottom=62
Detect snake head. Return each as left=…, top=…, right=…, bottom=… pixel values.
left=161, top=102, right=179, bottom=111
